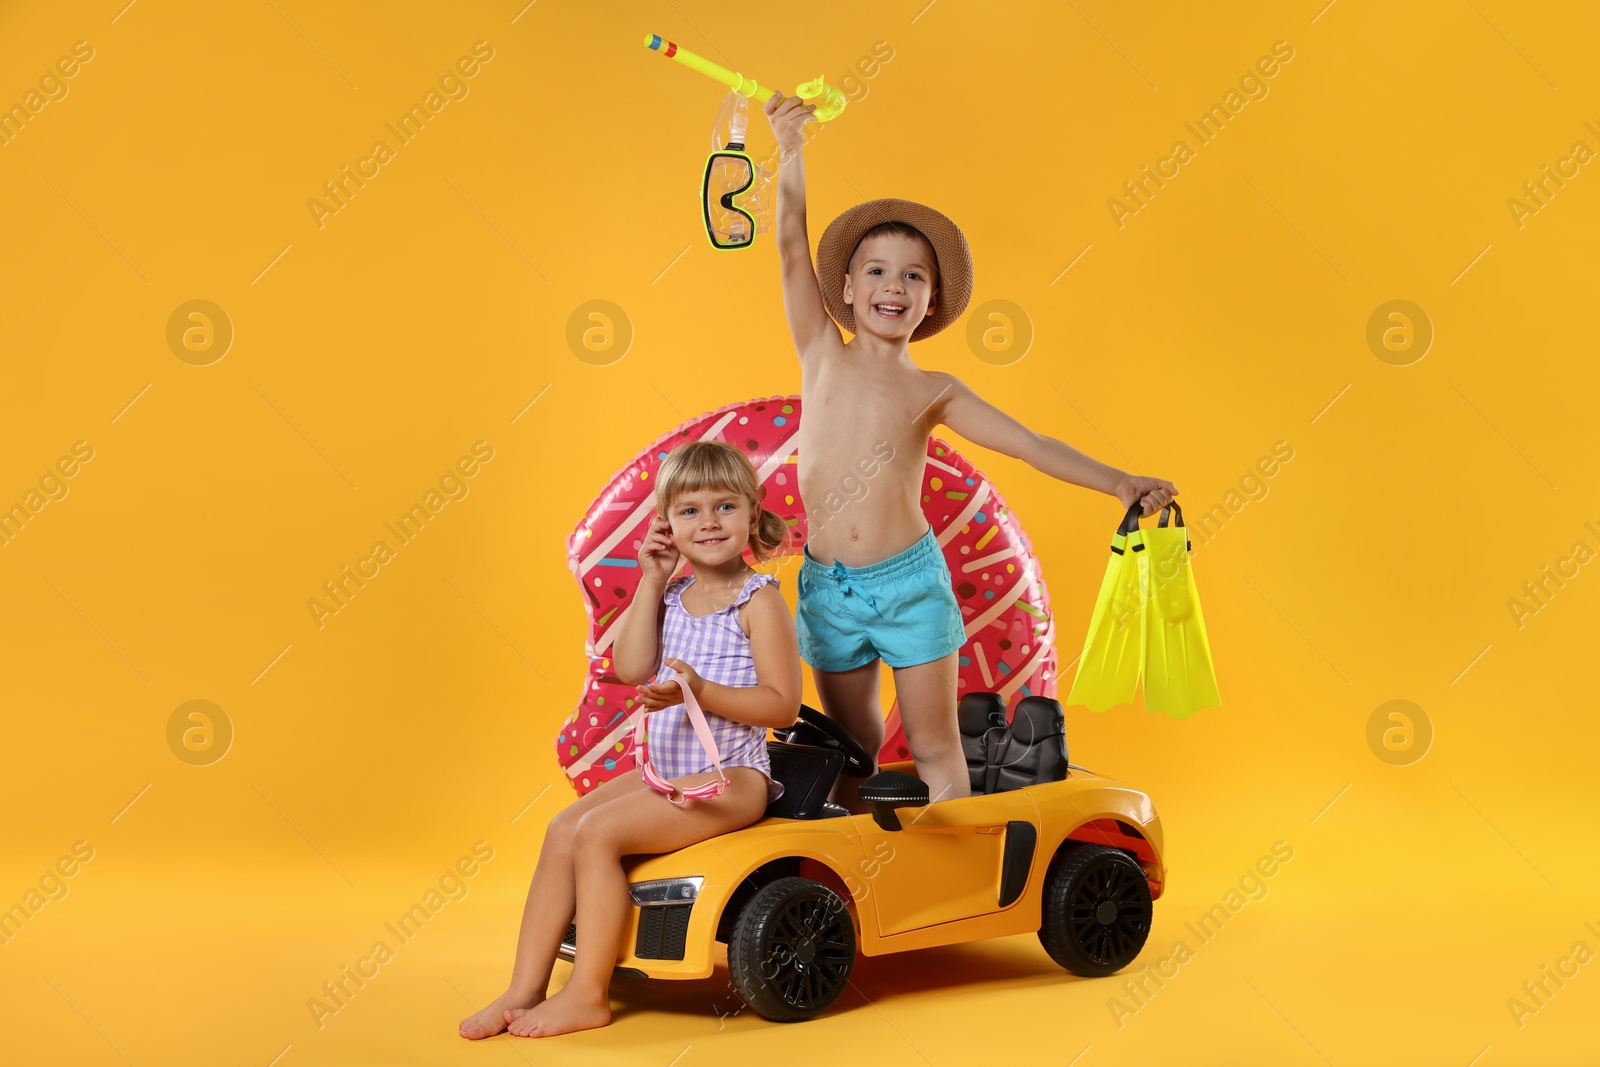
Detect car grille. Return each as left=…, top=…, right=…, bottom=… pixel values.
left=635, top=903, right=693, bottom=960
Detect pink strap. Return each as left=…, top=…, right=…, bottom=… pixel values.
left=676, top=675, right=727, bottom=780
left=637, top=671, right=730, bottom=805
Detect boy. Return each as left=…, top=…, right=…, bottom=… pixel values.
left=764, top=94, right=1179, bottom=811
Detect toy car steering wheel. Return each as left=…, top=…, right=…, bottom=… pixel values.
left=773, top=706, right=875, bottom=778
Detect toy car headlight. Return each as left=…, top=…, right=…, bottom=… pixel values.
left=627, top=876, right=704, bottom=906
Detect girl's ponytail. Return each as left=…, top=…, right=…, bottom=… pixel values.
left=748, top=506, right=791, bottom=563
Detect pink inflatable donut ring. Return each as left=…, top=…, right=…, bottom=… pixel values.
left=557, top=395, right=1057, bottom=796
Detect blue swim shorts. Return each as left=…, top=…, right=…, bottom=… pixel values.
left=796, top=525, right=967, bottom=671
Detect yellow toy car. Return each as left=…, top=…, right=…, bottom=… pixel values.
left=559, top=692, right=1165, bottom=1021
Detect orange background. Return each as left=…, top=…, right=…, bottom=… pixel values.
left=2, top=1, right=1597, bottom=1064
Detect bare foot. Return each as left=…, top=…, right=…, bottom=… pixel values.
left=459, top=988, right=543, bottom=1040
left=505, top=988, right=611, bottom=1038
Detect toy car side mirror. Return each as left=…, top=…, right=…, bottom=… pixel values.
left=857, top=771, right=929, bottom=831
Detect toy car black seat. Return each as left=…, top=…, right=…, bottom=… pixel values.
left=763, top=741, right=846, bottom=819
left=986, top=696, right=1068, bottom=792
left=958, top=692, right=1007, bottom=796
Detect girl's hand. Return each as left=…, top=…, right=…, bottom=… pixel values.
left=636, top=658, right=703, bottom=709
left=764, top=92, right=815, bottom=160
left=1114, top=475, right=1179, bottom=516
left=638, top=512, right=680, bottom=585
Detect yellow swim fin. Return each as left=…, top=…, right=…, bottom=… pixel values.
left=1065, top=505, right=1147, bottom=712
left=1141, top=502, right=1221, bottom=717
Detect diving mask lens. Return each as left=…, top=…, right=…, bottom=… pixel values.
left=702, top=150, right=756, bottom=249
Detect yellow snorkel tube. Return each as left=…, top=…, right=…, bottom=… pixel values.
left=642, top=33, right=849, bottom=120
left=644, top=32, right=846, bottom=250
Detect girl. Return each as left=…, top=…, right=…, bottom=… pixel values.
left=460, top=440, right=801, bottom=1040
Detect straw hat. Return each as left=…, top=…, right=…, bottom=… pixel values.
left=815, top=198, right=973, bottom=342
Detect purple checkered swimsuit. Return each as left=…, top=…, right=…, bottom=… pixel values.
left=642, top=571, right=784, bottom=803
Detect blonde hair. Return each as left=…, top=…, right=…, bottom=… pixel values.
left=655, top=441, right=790, bottom=563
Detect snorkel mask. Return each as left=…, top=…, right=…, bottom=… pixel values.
left=703, top=92, right=772, bottom=250
left=644, top=32, right=847, bottom=251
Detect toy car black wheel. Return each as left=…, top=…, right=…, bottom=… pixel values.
left=1038, top=844, right=1152, bottom=977
left=728, top=876, right=856, bottom=1021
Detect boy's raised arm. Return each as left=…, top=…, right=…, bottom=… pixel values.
left=764, top=93, right=838, bottom=361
